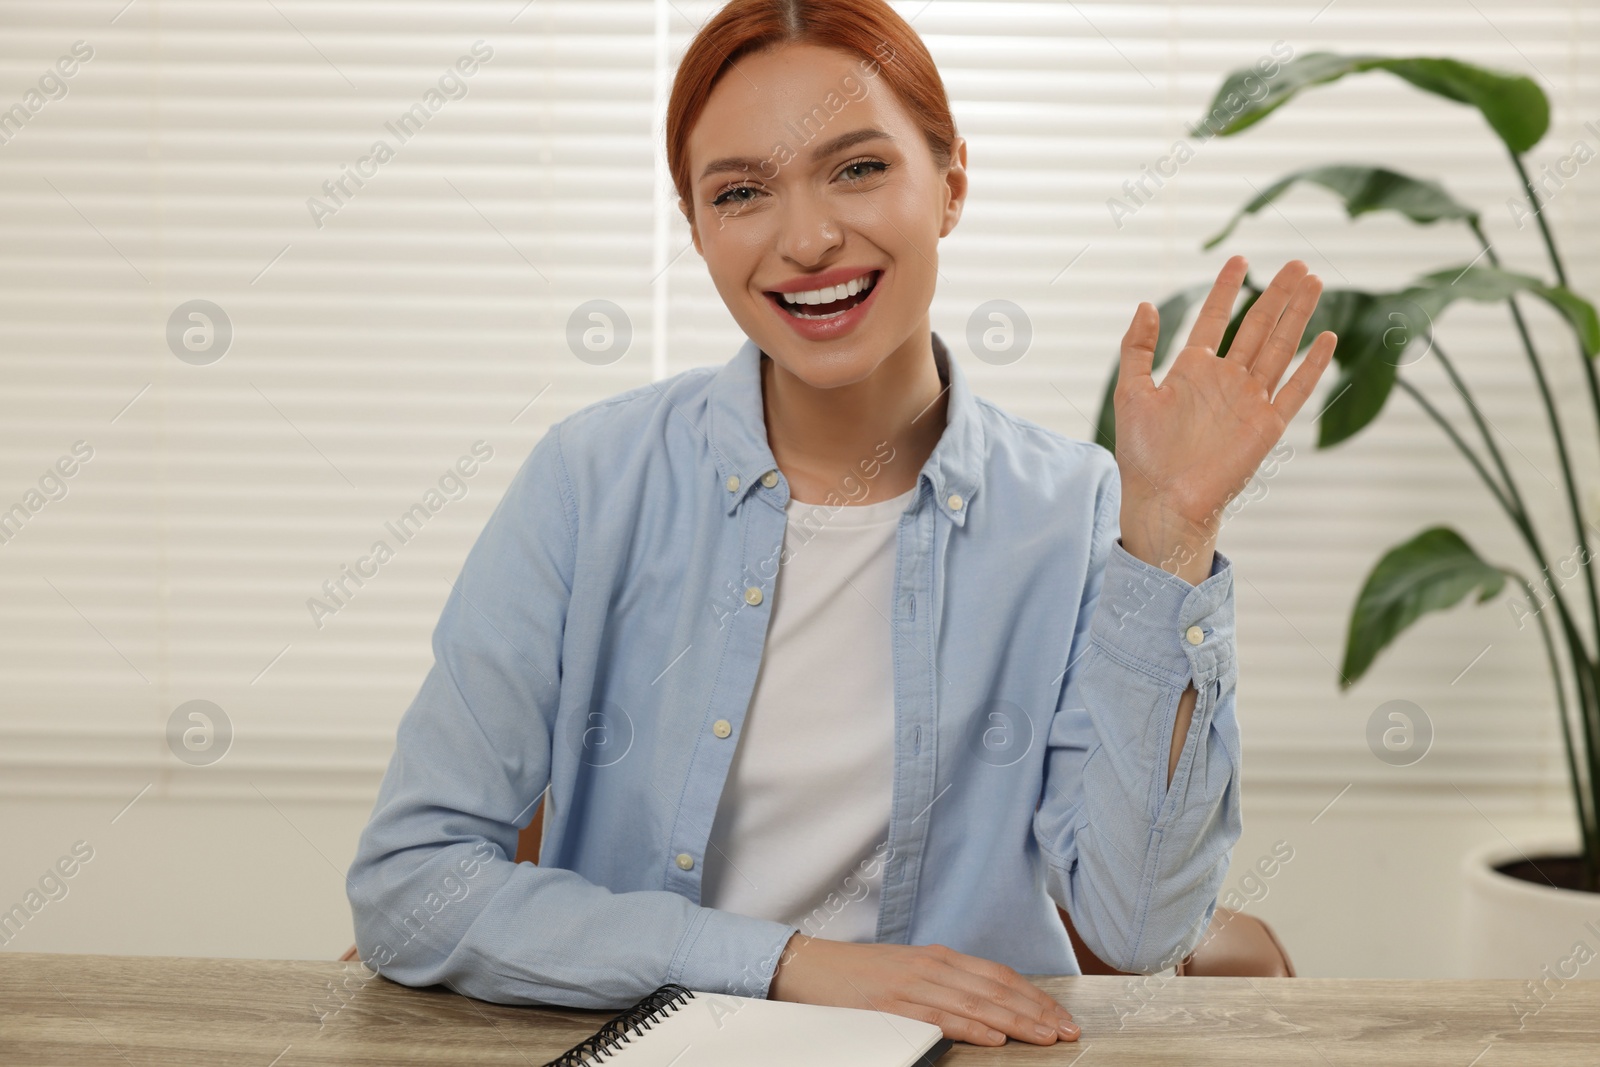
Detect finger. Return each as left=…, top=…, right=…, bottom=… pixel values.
left=910, top=979, right=1057, bottom=1047
left=922, top=962, right=1072, bottom=1045
left=1117, top=301, right=1159, bottom=397
left=1182, top=254, right=1249, bottom=356
left=914, top=1001, right=1010, bottom=1047
left=1252, top=273, right=1324, bottom=390
left=1271, top=330, right=1338, bottom=423
left=1225, top=259, right=1308, bottom=369
left=952, top=955, right=1072, bottom=1029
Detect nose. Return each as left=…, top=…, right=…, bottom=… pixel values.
left=776, top=188, right=843, bottom=268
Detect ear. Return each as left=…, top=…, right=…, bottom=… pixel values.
left=680, top=198, right=705, bottom=257
left=938, top=135, right=968, bottom=239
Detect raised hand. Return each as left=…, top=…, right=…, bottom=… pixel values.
left=1113, top=255, right=1337, bottom=583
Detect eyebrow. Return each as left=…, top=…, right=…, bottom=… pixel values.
left=697, top=128, right=896, bottom=182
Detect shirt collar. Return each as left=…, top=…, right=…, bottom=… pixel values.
left=704, top=331, right=984, bottom=525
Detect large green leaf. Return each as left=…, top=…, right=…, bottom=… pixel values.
left=1300, top=289, right=1401, bottom=448
left=1094, top=282, right=1211, bottom=452
left=1407, top=265, right=1600, bottom=357
left=1308, top=268, right=1600, bottom=448
left=1341, top=526, right=1506, bottom=686
left=1193, top=53, right=1549, bottom=154
left=1204, top=165, right=1479, bottom=250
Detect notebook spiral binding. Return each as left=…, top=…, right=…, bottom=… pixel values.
left=541, top=983, right=696, bottom=1067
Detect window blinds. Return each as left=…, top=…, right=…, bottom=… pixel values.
left=0, top=1, right=1592, bottom=817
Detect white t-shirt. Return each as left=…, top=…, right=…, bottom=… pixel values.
left=698, top=483, right=916, bottom=943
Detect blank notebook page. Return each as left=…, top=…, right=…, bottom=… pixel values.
left=591, top=991, right=948, bottom=1067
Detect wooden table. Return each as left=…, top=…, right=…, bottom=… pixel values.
left=2, top=953, right=1595, bottom=1065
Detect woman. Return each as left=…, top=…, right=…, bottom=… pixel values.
left=347, top=0, right=1335, bottom=1048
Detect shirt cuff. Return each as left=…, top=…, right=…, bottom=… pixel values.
left=1088, top=537, right=1235, bottom=690
left=668, top=906, right=799, bottom=1000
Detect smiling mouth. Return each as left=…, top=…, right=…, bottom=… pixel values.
left=768, top=270, right=880, bottom=320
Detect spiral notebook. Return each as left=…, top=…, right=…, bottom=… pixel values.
left=541, top=984, right=954, bottom=1067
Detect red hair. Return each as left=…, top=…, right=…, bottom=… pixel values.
left=666, top=0, right=957, bottom=220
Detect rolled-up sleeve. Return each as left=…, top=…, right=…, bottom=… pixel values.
left=1032, top=469, right=1242, bottom=974
left=345, top=424, right=799, bottom=1009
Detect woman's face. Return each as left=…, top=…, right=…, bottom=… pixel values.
left=683, top=42, right=967, bottom=390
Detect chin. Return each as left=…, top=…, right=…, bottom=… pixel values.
left=749, top=309, right=917, bottom=393
left=757, top=335, right=895, bottom=390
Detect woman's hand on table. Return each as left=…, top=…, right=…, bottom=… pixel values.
left=767, top=932, right=1080, bottom=1046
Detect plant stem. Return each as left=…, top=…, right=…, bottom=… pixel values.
left=1467, top=220, right=1600, bottom=665
left=1469, top=211, right=1600, bottom=866
left=1542, top=588, right=1600, bottom=890
left=1430, top=340, right=1532, bottom=523
left=1425, top=342, right=1600, bottom=858
left=1395, top=378, right=1516, bottom=517
left=1509, top=153, right=1569, bottom=289
left=1582, top=660, right=1600, bottom=885
left=1500, top=158, right=1600, bottom=480
left=1398, top=374, right=1600, bottom=862
left=1398, top=367, right=1581, bottom=628
left=1499, top=157, right=1598, bottom=474
left=1569, top=649, right=1600, bottom=894
left=1509, top=570, right=1600, bottom=891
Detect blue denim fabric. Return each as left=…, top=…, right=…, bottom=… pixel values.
left=347, top=331, right=1240, bottom=1009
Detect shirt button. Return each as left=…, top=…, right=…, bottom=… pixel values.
left=947, top=493, right=964, bottom=511
left=675, top=853, right=694, bottom=870
left=744, top=586, right=763, bottom=606
left=761, top=470, right=779, bottom=488
left=712, top=719, right=732, bottom=738
left=725, top=475, right=740, bottom=492
left=1186, top=625, right=1204, bottom=646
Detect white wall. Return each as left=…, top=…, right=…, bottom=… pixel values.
left=1, top=0, right=1596, bottom=977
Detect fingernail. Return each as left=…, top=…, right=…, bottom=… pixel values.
left=1058, top=1018, right=1080, bottom=1036
left=1034, top=1023, right=1055, bottom=1039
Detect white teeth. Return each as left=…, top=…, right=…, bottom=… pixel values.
left=779, top=272, right=876, bottom=306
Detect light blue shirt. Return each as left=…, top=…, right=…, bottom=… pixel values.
left=347, top=332, right=1241, bottom=1009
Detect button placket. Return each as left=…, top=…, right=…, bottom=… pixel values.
left=876, top=495, right=943, bottom=943
left=668, top=488, right=781, bottom=896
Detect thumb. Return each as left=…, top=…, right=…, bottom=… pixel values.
left=1117, top=301, right=1158, bottom=397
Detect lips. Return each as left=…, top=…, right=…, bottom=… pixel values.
left=768, top=265, right=879, bottom=294
left=767, top=270, right=880, bottom=320
left=762, top=269, right=883, bottom=342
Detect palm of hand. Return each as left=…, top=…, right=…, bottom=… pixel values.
left=1114, top=256, right=1338, bottom=537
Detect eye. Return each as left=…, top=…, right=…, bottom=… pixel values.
left=711, top=183, right=764, bottom=208
left=836, top=158, right=888, bottom=183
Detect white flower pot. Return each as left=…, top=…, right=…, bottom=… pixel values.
left=1461, top=836, right=1600, bottom=982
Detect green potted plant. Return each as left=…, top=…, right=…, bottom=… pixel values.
left=1095, top=53, right=1600, bottom=978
